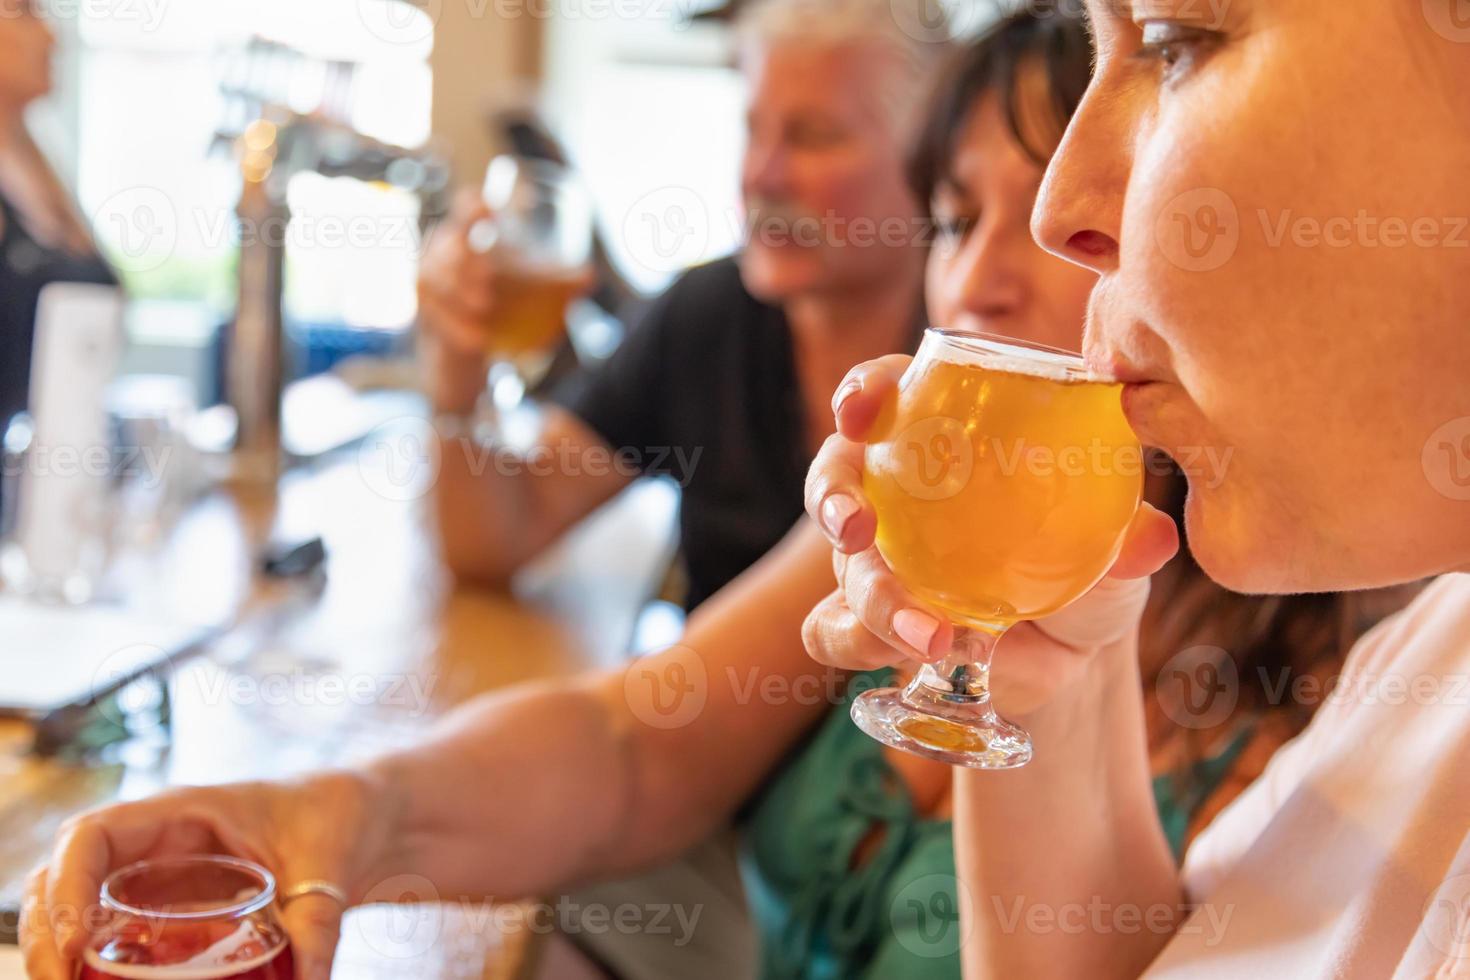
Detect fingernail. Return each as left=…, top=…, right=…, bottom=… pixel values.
left=893, top=609, right=941, bottom=658
left=820, top=494, right=860, bottom=541
left=832, top=378, right=863, bottom=416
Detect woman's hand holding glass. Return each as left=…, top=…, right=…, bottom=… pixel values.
left=19, top=773, right=385, bottom=980
left=802, top=352, right=1180, bottom=736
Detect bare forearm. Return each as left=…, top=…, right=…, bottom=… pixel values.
left=431, top=410, right=632, bottom=585
left=955, top=643, right=1180, bottom=980
left=432, top=432, right=542, bottom=585
left=357, top=521, right=840, bottom=903
left=359, top=677, right=640, bottom=901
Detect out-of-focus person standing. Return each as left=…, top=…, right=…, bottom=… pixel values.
left=418, top=0, right=941, bottom=610
left=0, top=0, right=117, bottom=431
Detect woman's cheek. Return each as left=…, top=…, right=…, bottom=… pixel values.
left=924, top=248, right=960, bottom=326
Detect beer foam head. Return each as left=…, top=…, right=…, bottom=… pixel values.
left=924, top=330, right=1101, bottom=383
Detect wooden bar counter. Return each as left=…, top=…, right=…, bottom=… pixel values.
left=0, top=418, right=678, bottom=978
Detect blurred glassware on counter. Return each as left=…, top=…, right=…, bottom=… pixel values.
left=1, top=283, right=125, bottom=603
left=106, top=374, right=202, bottom=551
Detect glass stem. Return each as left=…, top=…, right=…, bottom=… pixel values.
left=476, top=360, right=510, bottom=443
left=908, top=626, right=1005, bottom=705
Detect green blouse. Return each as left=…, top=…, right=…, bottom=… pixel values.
left=739, top=671, right=1251, bottom=979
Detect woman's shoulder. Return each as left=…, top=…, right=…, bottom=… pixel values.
left=652, top=255, right=781, bottom=333
left=1339, top=573, right=1470, bottom=677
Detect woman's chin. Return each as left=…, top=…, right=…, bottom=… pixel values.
left=738, top=247, right=824, bottom=304
left=1184, top=492, right=1304, bottom=596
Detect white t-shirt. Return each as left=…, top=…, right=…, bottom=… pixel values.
left=1145, top=573, right=1470, bottom=978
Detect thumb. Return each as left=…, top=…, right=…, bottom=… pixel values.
left=1030, top=505, right=1177, bottom=651
left=1106, top=502, right=1179, bottom=581
left=279, top=882, right=348, bottom=980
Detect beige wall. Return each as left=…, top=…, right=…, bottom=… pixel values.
left=429, top=2, right=545, bottom=188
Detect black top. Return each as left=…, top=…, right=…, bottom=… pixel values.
left=551, top=256, right=922, bottom=609
left=0, top=192, right=118, bottom=430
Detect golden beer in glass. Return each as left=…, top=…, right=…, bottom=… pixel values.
left=853, top=330, right=1142, bottom=768
left=485, top=261, right=590, bottom=370
left=471, top=155, right=593, bottom=420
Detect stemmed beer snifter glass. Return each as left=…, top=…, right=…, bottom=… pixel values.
left=851, top=330, right=1143, bottom=769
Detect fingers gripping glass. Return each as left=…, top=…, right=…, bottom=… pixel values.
left=467, top=155, right=594, bottom=428
left=82, top=856, right=293, bottom=979
left=850, top=330, right=1143, bottom=769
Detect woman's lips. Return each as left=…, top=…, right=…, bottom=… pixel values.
left=1120, top=381, right=1168, bottom=439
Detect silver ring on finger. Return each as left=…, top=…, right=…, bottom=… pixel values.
left=282, top=879, right=349, bottom=909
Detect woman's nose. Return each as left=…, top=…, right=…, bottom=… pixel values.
left=1031, top=87, right=1128, bottom=274
left=951, top=224, right=1026, bottom=324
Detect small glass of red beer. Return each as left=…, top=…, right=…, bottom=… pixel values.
left=81, top=855, right=294, bottom=980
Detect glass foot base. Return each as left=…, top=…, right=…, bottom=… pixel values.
left=850, top=684, right=1033, bottom=769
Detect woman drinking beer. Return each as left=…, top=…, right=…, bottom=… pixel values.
left=20, top=4, right=1431, bottom=979
left=801, top=0, right=1470, bottom=975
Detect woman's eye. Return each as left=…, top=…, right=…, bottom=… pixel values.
left=1133, top=22, right=1221, bottom=81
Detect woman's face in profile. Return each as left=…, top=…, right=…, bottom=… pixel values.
left=925, top=92, right=1098, bottom=356
left=0, top=0, right=54, bottom=109
left=1034, top=0, right=1470, bottom=595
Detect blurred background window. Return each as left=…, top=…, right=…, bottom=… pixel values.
left=543, top=5, right=744, bottom=294
left=32, top=0, right=434, bottom=390
left=22, top=0, right=797, bottom=398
